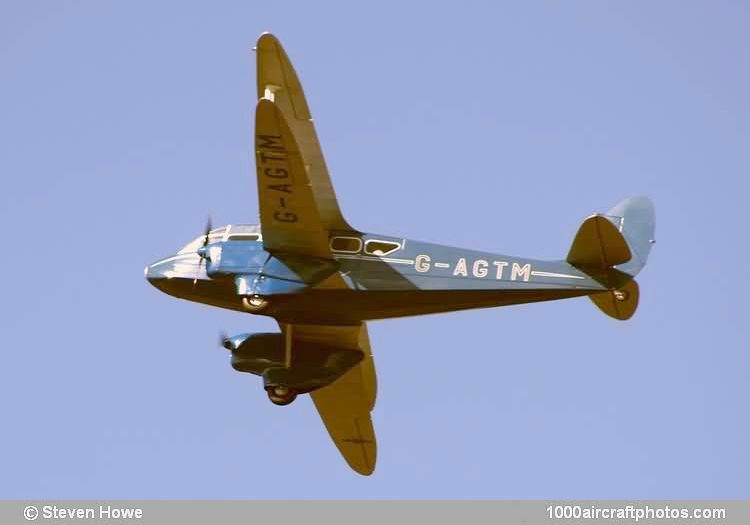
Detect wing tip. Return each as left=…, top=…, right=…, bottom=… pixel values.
left=341, top=441, right=377, bottom=476
left=257, top=32, right=281, bottom=50
left=353, top=465, right=375, bottom=476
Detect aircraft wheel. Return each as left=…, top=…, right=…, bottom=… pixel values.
left=266, top=385, right=297, bottom=406
left=242, top=294, right=269, bottom=312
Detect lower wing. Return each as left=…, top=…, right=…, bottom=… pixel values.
left=286, top=323, right=377, bottom=475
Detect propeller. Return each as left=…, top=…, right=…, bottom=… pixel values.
left=193, top=216, right=213, bottom=286
left=201, top=216, right=212, bottom=248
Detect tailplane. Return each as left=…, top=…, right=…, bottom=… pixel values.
left=589, top=279, right=640, bottom=321
left=567, top=196, right=655, bottom=320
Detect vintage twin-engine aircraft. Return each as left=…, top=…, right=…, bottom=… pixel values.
left=146, top=33, right=655, bottom=475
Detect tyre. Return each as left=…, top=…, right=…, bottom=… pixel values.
left=242, top=294, right=269, bottom=312
left=266, top=385, right=297, bottom=406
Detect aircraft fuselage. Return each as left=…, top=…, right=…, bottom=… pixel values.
left=146, top=227, right=609, bottom=324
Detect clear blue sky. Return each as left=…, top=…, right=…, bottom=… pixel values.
left=1, top=1, right=748, bottom=498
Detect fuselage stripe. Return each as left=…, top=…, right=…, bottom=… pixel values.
left=530, top=270, right=585, bottom=280
left=333, top=254, right=415, bottom=265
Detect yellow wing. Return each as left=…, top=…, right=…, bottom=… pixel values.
left=256, top=34, right=375, bottom=473
left=289, top=323, right=377, bottom=475
left=255, top=98, right=331, bottom=258
left=256, top=32, right=354, bottom=233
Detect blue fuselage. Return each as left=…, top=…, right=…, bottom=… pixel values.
left=146, top=226, right=607, bottom=324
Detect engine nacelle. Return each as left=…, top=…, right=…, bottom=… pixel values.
left=223, top=332, right=363, bottom=393
left=221, top=333, right=283, bottom=373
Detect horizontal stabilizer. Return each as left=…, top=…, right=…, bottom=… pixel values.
left=589, top=279, right=639, bottom=320
left=567, top=215, right=631, bottom=269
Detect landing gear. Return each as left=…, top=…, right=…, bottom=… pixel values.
left=266, top=385, right=297, bottom=406
left=242, top=294, right=269, bottom=312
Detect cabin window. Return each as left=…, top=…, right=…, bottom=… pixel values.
left=330, top=236, right=362, bottom=253
left=364, top=240, right=401, bottom=256
left=227, top=234, right=259, bottom=241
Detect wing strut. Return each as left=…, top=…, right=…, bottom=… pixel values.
left=284, top=323, right=292, bottom=368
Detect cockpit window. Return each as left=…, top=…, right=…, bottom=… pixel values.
left=364, top=240, right=401, bottom=256
left=330, top=236, right=362, bottom=253
left=177, top=227, right=228, bottom=254
left=227, top=234, right=259, bottom=241
left=225, top=224, right=261, bottom=240
left=205, top=228, right=228, bottom=245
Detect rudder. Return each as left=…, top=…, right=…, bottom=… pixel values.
left=605, top=196, right=656, bottom=277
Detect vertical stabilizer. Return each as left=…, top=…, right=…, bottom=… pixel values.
left=567, top=196, right=655, bottom=320
left=605, top=196, right=656, bottom=277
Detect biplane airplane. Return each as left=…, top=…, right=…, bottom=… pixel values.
left=146, top=33, right=656, bottom=475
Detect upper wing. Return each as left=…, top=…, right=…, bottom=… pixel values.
left=256, top=32, right=354, bottom=233
left=288, top=323, right=377, bottom=475
left=255, top=98, right=331, bottom=258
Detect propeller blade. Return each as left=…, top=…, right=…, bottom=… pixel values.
left=202, top=216, right=213, bottom=247
left=194, top=216, right=213, bottom=285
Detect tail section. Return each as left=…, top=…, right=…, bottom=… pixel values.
left=589, top=279, right=639, bottom=320
left=605, top=196, right=656, bottom=277
left=567, top=196, right=655, bottom=320
left=567, top=214, right=632, bottom=269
